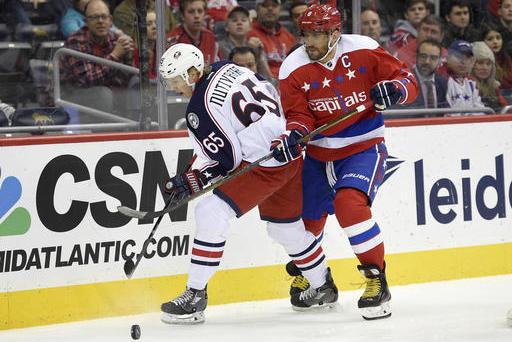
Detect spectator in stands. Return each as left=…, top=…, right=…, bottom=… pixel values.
left=395, top=14, right=447, bottom=70
left=488, top=0, right=512, bottom=56
left=62, top=0, right=134, bottom=113
left=288, top=1, right=307, bottom=43
left=206, top=0, right=238, bottom=24
left=114, top=0, right=175, bottom=45
left=387, top=0, right=429, bottom=53
left=360, top=0, right=405, bottom=38
left=480, top=22, right=512, bottom=91
left=133, top=10, right=157, bottom=80
left=229, top=45, right=257, bottom=72
left=442, top=0, right=479, bottom=48
left=60, top=0, right=91, bottom=38
left=247, top=0, right=295, bottom=79
left=360, top=8, right=384, bottom=46
left=166, top=0, right=220, bottom=65
left=411, top=38, right=448, bottom=109
left=61, top=0, right=124, bottom=39
left=471, top=41, right=508, bottom=112
left=218, top=6, right=273, bottom=80
left=445, top=40, right=485, bottom=112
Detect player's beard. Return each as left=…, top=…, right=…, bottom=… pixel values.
left=305, top=45, right=329, bottom=61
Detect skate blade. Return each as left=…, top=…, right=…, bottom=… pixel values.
left=161, top=311, right=205, bottom=325
left=360, top=301, right=391, bottom=320
left=292, top=301, right=338, bottom=312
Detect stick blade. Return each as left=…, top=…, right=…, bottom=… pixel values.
left=124, top=258, right=136, bottom=279
left=118, top=206, right=147, bottom=219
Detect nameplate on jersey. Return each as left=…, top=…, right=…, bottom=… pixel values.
left=209, top=65, right=245, bottom=107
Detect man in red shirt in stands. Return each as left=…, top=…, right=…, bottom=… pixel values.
left=394, top=14, right=447, bottom=70
left=247, top=0, right=296, bottom=79
left=166, top=0, right=221, bottom=65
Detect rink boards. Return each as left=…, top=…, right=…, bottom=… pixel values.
left=1, top=115, right=512, bottom=329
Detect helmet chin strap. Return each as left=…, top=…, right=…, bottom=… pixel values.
left=182, top=68, right=203, bottom=87
left=317, top=31, right=340, bottom=63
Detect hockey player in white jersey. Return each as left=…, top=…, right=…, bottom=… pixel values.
left=158, top=43, right=338, bottom=324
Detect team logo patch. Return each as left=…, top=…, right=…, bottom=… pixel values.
left=173, top=51, right=181, bottom=59
left=187, top=112, right=199, bottom=129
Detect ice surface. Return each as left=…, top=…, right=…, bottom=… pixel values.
left=1, top=275, right=511, bottom=342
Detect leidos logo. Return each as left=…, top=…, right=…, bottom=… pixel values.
left=0, top=170, right=31, bottom=236
left=415, top=154, right=511, bottom=225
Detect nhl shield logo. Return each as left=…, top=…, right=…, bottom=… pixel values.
left=187, top=112, right=199, bottom=129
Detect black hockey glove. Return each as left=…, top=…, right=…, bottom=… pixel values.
left=271, top=129, right=305, bottom=163
left=370, top=80, right=403, bottom=111
left=164, top=170, right=207, bottom=200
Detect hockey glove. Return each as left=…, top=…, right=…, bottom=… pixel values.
left=164, top=170, right=207, bottom=200
left=370, top=81, right=403, bottom=111
left=271, top=129, right=305, bottom=163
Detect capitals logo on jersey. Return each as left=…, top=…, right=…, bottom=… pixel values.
left=308, top=91, right=368, bottom=114
left=292, top=49, right=372, bottom=118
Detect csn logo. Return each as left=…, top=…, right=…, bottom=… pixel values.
left=0, top=168, right=31, bottom=236
left=35, top=149, right=193, bottom=233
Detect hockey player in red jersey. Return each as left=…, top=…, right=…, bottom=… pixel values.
left=273, top=1, right=418, bottom=320
left=158, top=43, right=338, bottom=324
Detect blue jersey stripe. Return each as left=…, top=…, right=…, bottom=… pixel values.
left=348, top=223, right=381, bottom=245
left=312, top=115, right=384, bottom=140
left=289, top=239, right=317, bottom=258
left=191, top=259, right=221, bottom=266
left=298, top=255, right=325, bottom=271
left=193, top=239, right=226, bottom=248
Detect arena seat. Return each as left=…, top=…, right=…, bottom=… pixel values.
left=167, top=95, right=188, bottom=130
left=11, top=107, right=70, bottom=128
left=34, top=40, right=64, bottom=60
left=14, top=23, right=59, bottom=42
left=0, top=42, right=32, bottom=106
left=0, top=24, right=10, bottom=42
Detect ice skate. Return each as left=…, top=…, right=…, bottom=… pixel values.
left=291, top=267, right=338, bottom=311
left=286, top=261, right=311, bottom=295
left=161, top=287, right=207, bottom=324
left=357, top=264, right=391, bottom=320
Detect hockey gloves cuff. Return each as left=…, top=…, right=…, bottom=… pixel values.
left=271, top=129, right=305, bottom=163
left=370, top=80, right=403, bottom=111
left=164, top=170, right=207, bottom=199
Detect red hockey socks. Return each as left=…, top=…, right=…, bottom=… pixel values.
left=334, top=188, right=384, bottom=270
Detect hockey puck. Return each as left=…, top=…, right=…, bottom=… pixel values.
left=131, top=324, right=141, bottom=340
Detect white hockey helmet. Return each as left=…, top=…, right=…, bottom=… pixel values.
left=159, top=43, right=204, bottom=87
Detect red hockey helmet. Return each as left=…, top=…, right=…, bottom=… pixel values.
left=298, top=2, right=342, bottom=32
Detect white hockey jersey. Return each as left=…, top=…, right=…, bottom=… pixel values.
left=446, top=76, right=485, bottom=114
left=185, top=61, right=286, bottom=182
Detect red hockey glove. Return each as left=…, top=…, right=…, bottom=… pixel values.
left=270, top=129, right=305, bottom=163
left=164, top=170, right=207, bottom=200
left=370, top=80, right=403, bottom=111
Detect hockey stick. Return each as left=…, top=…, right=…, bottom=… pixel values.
left=123, top=154, right=197, bottom=278
left=118, top=102, right=369, bottom=222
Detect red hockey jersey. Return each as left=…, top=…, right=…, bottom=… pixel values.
left=279, top=34, right=419, bottom=162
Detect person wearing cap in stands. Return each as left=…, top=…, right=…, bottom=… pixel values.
left=218, top=6, right=273, bottom=80
left=247, top=0, right=296, bottom=79
left=445, top=39, right=485, bottom=113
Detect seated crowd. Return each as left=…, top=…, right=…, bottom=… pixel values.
left=1, top=0, right=512, bottom=127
